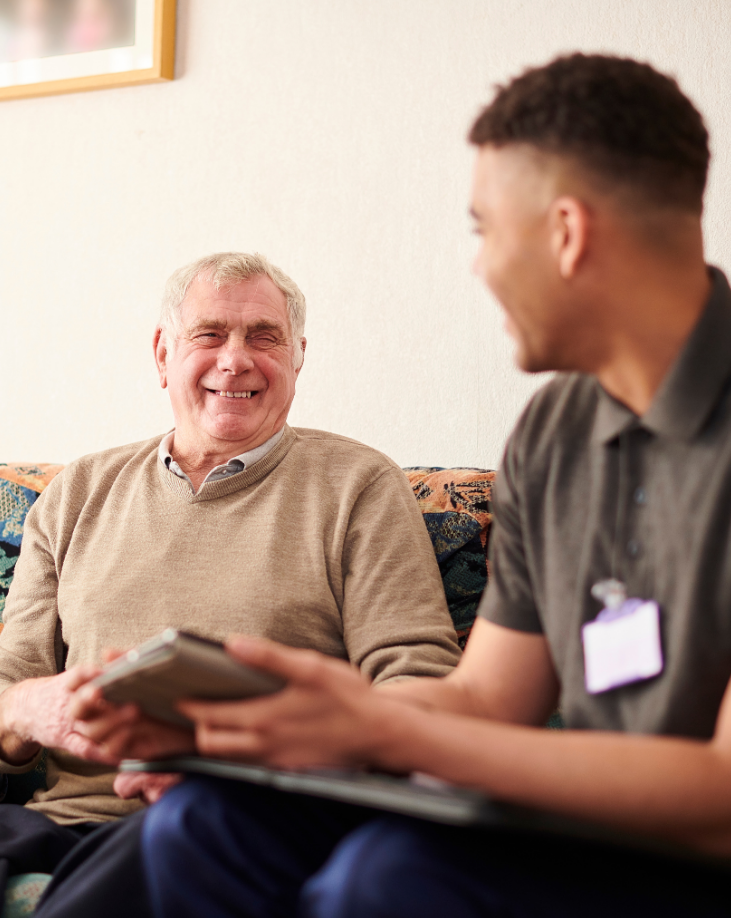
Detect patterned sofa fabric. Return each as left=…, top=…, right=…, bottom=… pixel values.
left=3, top=875, right=51, bottom=918
left=0, top=460, right=495, bottom=917
left=404, top=467, right=494, bottom=647
left=0, top=460, right=495, bottom=802
left=0, top=459, right=495, bottom=798
left=0, top=463, right=495, bottom=641
left=0, top=465, right=64, bottom=622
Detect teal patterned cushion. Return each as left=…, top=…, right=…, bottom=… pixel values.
left=1, top=874, right=51, bottom=918
left=0, top=465, right=64, bottom=621
left=0, top=466, right=63, bottom=808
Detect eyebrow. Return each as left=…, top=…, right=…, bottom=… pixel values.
left=185, top=318, right=229, bottom=335
left=184, top=318, right=288, bottom=336
left=246, top=320, right=288, bottom=335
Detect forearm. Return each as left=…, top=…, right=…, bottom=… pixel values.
left=370, top=704, right=731, bottom=851
left=377, top=674, right=485, bottom=716
left=378, top=620, right=560, bottom=727
left=189, top=636, right=731, bottom=854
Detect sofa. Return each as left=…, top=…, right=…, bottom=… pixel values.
left=0, top=460, right=497, bottom=916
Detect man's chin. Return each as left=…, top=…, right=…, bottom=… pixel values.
left=206, top=416, right=282, bottom=449
left=211, top=426, right=261, bottom=445
left=514, top=344, right=539, bottom=373
left=514, top=346, right=558, bottom=375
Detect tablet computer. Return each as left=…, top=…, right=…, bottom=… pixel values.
left=90, top=629, right=285, bottom=727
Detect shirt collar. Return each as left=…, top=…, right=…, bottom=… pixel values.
left=158, top=427, right=286, bottom=484
left=592, top=266, right=731, bottom=444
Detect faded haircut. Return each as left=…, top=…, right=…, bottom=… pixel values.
left=469, top=53, right=709, bottom=213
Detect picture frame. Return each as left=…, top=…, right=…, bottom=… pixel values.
left=0, top=0, right=175, bottom=102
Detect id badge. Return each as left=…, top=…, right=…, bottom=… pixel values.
left=582, top=595, right=663, bottom=695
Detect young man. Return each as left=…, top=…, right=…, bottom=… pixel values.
left=83, top=54, right=731, bottom=916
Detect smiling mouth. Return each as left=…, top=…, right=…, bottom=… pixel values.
left=208, top=390, right=256, bottom=399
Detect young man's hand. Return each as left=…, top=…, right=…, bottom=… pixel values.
left=177, top=636, right=404, bottom=770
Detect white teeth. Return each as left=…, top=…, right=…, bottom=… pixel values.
left=216, top=390, right=252, bottom=398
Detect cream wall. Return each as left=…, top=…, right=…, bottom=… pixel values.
left=2, top=0, right=730, bottom=468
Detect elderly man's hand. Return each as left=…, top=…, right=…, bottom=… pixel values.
left=65, top=648, right=196, bottom=762
left=69, top=682, right=196, bottom=762
left=113, top=771, right=183, bottom=805
left=0, top=666, right=119, bottom=766
left=178, top=637, right=398, bottom=770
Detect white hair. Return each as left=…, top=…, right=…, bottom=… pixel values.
left=159, top=252, right=306, bottom=368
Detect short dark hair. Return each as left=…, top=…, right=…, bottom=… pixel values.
left=469, top=54, right=709, bottom=213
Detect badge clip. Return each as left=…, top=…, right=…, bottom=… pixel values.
left=583, top=580, right=663, bottom=694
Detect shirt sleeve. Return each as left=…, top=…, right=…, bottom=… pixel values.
left=340, top=467, right=462, bottom=683
left=478, top=428, right=544, bottom=634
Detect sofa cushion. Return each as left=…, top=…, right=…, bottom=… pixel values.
left=0, top=465, right=64, bottom=622
left=404, top=467, right=494, bottom=647
left=2, top=873, right=52, bottom=918
left=1, top=463, right=495, bottom=644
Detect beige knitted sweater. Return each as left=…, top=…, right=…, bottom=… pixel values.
left=0, top=426, right=460, bottom=824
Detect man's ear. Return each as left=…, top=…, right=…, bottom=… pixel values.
left=153, top=327, right=168, bottom=389
left=549, top=196, right=590, bottom=279
left=294, top=337, right=307, bottom=377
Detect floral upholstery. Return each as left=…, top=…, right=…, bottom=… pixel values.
left=2, top=876, right=51, bottom=918
left=404, top=467, right=494, bottom=646
left=0, top=459, right=495, bottom=917
left=0, top=465, right=63, bottom=622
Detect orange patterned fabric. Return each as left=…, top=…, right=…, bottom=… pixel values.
left=404, top=467, right=495, bottom=551
left=0, top=464, right=65, bottom=494
left=404, top=467, right=495, bottom=645
left=1, top=463, right=495, bottom=645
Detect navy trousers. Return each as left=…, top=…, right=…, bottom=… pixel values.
left=0, top=804, right=151, bottom=918
left=0, top=804, right=92, bottom=904
left=34, top=808, right=151, bottom=918
left=141, top=775, right=731, bottom=918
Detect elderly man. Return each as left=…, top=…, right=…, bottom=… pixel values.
left=0, top=252, right=460, bottom=917
left=136, top=58, right=731, bottom=918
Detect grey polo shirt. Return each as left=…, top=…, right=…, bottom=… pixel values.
left=480, top=267, right=731, bottom=739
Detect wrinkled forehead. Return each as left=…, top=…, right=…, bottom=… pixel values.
left=181, top=275, right=291, bottom=333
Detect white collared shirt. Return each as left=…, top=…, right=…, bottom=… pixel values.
left=158, top=428, right=285, bottom=489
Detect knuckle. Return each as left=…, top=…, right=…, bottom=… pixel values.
left=299, top=650, right=324, bottom=677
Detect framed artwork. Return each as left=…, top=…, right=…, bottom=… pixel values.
left=0, top=0, right=175, bottom=101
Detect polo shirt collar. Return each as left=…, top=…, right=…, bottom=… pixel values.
left=592, top=389, right=636, bottom=444
left=592, top=267, right=731, bottom=444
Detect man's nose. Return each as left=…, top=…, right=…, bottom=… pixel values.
left=217, top=337, right=256, bottom=374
